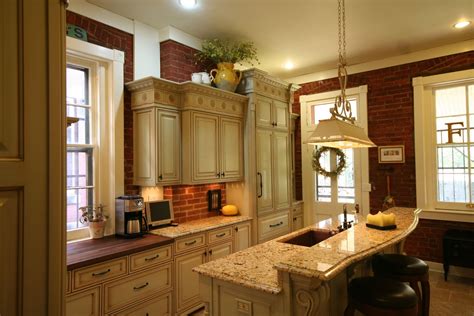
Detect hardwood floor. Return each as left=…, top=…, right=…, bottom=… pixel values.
left=429, top=270, right=474, bottom=316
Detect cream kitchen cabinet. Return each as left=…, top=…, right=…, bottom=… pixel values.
left=234, top=222, right=252, bottom=252
left=182, top=111, right=243, bottom=184
left=66, top=286, right=101, bottom=316
left=256, top=95, right=289, bottom=131
left=133, top=107, right=181, bottom=186
left=291, top=203, right=304, bottom=232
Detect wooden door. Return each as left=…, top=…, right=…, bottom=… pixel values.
left=157, top=109, right=180, bottom=184
left=273, top=132, right=290, bottom=211
left=220, top=117, right=243, bottom=180
left=175, top=249, right=206, bottom=311
left=192, top=112, right=220, bottom=182
left=256, top=129, right=273, bottom=213
left=234, top=222, right=251, bottom=252
left=0, top=0, right=65, bottom=315
left=273, top=100, right=289, bottom=130
left=208, top=241, right=233, bottom=261
left=134, top=108, right=156, bottom=186
left=255, top=96, right=273, bottom=128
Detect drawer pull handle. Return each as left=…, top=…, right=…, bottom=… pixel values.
left=92, top=269, right=111, bottom=277
left=185, top=240, right=197, bottom=246
left=216, top=233, right=226, bottom=238
left=269, top=221, right=283, bottom=228
left=133, top=282, right=149, bottom=291
left=144, top=254, right=160, bottom=261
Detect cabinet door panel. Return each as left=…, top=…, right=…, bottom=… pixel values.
left=114, top=292, right=171, bottom=316
left=256, top=96, right=273, bottom=128
left=292, top=214, right=304, bottom=231
left=134, top=109, right=156, bottom=186
left=234, top=222, right=251, bottom=252
left=193, top=113, right=219, bottom=181
left=208, top=241, right=232, bottom=262
left=273, top=132, right=290, bottom=211
left=256, top=129, right=273, bottom=213
left=273, top=100, right=288, bottom=130
left=157, top=110, right=180, bottom=183
left=66, top=287, right=101, bottom=316
left=220, top=117, right=243, bottom=180
left=175, top=250, right=206, bottom=311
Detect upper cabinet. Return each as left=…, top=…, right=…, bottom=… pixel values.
left=127, top=77, right=247, bottom=186
left=256, top=95, right=288, bottom=130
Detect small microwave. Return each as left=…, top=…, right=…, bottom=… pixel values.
left=145, top=199, right=174, bottom=227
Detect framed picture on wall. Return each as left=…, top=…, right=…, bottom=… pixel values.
left=378, top=145, right=405, bottom=163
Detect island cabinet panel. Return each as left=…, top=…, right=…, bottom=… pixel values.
left=182, top=111, right=244, bottom=184
left=103, top=263, right=172, bottom=313
left=66, top=286, right=101, bottom=316
left=175, top=249, right=207, bottom=311
left=234, top=222, right=252, bottom=252
left=133, top=108, right=181, bottom=186
left=107, top=292, right=172, bottom=316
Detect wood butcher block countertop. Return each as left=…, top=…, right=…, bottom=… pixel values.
left=67, top=234, right=174, bottom=270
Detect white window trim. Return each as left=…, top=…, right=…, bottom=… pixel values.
left=66, top=37, right=125, bottom=240
left=413, top=69, right=474, bottom=223
left=300, top=85, right=370, bottom=225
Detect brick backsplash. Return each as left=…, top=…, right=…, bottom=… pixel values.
left=163, top=184, right=227, bottom=223
left=294, top=50, right=474, bottom=262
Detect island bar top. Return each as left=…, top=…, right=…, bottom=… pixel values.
left=193, top=207, right=421, bottom=294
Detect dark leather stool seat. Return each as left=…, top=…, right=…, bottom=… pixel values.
left=372, top=254, right=430, bottom=316
left=345, top=277, right=418, bottom=316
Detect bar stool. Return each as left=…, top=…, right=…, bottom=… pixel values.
left=372, top=254, right=430, bottom=316
left=345, top=277, right=418, bottom=316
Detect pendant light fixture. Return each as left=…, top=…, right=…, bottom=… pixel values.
left=306, top=0, right=376, bottom=149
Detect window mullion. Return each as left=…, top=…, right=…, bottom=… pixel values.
left=466, top=85, right=472, bottom=204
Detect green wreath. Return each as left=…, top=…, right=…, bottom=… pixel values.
left=312, top=146, right=347, bottom=177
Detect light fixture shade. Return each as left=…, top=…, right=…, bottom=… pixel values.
left=306, top=118, right=376, bottom=149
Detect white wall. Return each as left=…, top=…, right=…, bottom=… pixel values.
left=134, top=21, right=160, bottom=79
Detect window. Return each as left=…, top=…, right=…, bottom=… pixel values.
left=66, top=63, right=96, bottom=231
left=413, top=69, right=474, bottom=221
left=300, top=85, right=370, bottom=224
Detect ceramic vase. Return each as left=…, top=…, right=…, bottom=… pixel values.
left=88, top=220, right=106, bottom=239
left=210, top=62, right=242, bottom=92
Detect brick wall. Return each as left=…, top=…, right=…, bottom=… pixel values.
left=294, top=50, right=474, bottom=262
left=160, top=40, right=209, bottom=83
left=66, top=11, right=139, bottom=196
left=163, top=184, right=226, bottom=223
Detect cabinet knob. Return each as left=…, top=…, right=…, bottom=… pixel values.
left=158, top=174, right=163, bottom=180
left=221, top=172, right=225, bottom=177
left=209, top=249, right=213, bottom=255
left=235, top=227, right=238, bottom=232
left=217, top=173, right=221, bottom=178
left=203, top=251, right=207, bottom=256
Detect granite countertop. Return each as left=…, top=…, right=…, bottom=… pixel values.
left=67, top=234, right=174, bottom=270
left=149, top=215, right=252, bottom=238
left=193, top=207, right=421, bottom=294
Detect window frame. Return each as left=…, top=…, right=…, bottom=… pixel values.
left=66, top=37, right=125, bottom=241
left=413, top=69, right=474, bottom=222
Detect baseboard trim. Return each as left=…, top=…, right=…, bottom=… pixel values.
left=426, top=260, right=474, bottom=279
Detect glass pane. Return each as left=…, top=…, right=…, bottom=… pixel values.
left=67, top=149, right=93, bottom=188
left=66, top=105, right=91, bottom=145
left=436, top=115, right=467, bottom=144
left=312, top=102, right=333, bottom=124
left=469, top=85, right=474, bottom=114
left=437, top=146, right=469, bottom=202
left=66, top=188, right=93, bottom=230
left=66, top=66, right=88, bottom=105
left=315, top=147, right=331, bottom=202
left=338, top=149, right=355, bottom=203
left=435, top=86, right=466, bottom=117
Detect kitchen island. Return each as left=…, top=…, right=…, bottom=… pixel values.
left=193, top=207, right=421, bottom=316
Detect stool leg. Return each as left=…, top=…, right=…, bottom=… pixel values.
left=421, top=280, right=430, bottom=316
left=344, top=302, right=356, bottom=316
left=409, top=281, right=422, bottom=315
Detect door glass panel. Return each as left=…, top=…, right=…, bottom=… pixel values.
left=338, top=148, right=355, bottom=203
left=315, top=147, right=331, bottom=202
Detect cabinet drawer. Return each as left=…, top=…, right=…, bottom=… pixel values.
left=106, top=292, right=172, bottom=316
left=66, top=286, right=101, bottom=316
left=207, top=226, right=232, bottom=245
left=73, top=257, right=127, bottom=290
left=258, top=212, right=290, bottom=242
left=104, top=263, right=172, bottom=313
left=129, top=245, right=172, bottom=273
left=175, top=233, right=206, bottom=254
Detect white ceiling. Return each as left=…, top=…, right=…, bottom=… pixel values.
left=88, top=0, right=473, bottom=78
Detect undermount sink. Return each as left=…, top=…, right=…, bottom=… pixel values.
left=279, top=229, right=337, bottom=247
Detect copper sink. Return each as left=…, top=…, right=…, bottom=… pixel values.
left=279, top=229, right=337, bottom=247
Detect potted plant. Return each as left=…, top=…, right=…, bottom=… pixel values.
left=79, top=204, right=107, bottom=239
left=195, top=39, right=259, bottom=92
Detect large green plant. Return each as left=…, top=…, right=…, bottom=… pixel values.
left=195, top=39, right=259, bottom=65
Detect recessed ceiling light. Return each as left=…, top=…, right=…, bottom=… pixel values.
left=453, top=20, right=471, bottom=29
left=284, top=60, right=294, bottom=70
left=179, top=0, right=197, bottom=9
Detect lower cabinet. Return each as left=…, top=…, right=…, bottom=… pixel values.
left=66, top=286, right=101, bottom=316
left=291, top=203, right=304, bottom=232
left=234, top=222, right=252, bottom=252
left=175, top=249, right=207, bottom=312
left=258, top=211, right=290, bottom=243
left=107, top=292, right=172, bottom=316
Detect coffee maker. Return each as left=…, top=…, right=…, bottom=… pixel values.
left=115, top=195, right=147, bottom=237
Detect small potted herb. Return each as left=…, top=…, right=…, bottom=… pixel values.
left=195, top=39, right=259, bottom=92
left=79, top=204, right=107, bottom=239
